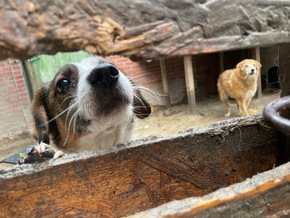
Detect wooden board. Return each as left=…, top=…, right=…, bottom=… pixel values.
left=129, top=162, right=290, bottom=218
left=1, top=0, right=290, bottom=60
left=0, top=115, right=279, bottom=217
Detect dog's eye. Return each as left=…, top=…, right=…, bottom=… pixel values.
left=245, top=65, right=248, bottom=67
left=57, top=79, right=70, bottom=92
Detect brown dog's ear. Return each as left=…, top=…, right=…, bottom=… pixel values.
left=31, top=86, right=50, bottom=144
left=255, top=60, right=262, bottom=69
left=133, top=89, right=151, bottom=119
left=236, top=60, right=245, bottom=71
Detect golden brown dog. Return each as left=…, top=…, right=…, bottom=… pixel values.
left=217, top=59, right=262, bottom=117
left=31, top=56, right=151, bottom=152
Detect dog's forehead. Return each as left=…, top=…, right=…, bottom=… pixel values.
left=74, top=56, right=109, bottom=73
left=243, top=60, right=256, bottom=66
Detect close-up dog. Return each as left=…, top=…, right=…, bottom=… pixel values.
left=31, top=56, right=151, bottom=152
left=217, top=59, right=262, bottom=117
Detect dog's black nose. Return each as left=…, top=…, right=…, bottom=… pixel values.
left=251, top=69, right=255, bottom=74
left=87, top=63, right=119, bottom=88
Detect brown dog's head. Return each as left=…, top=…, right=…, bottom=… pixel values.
left=31, top=56, right=151, bottom=149
left=236, top=59, right=262, bottom=77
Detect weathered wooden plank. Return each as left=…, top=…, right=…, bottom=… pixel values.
left=1, top=0, right=290, bottom=60
left=279, top=44, right=290, bottom=98
left=0, top=115, right=278, bottom=217
left=252, top=47, right=262, bottom=98
left=128, top=162, right=290, bottom=218
left=183, top=56, right=196, bottom=115
left=159, top=59, right=170, bottom=108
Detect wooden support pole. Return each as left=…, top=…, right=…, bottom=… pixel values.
left=279, top=43, right=290, bottom=97
left=218, top=52, right=224, bottom=73
left=252, top=47, right=262, bottom=98
left=159, top=59, right=170, bottom=108
left=276, top=43, right=290, bottom=164
left=183, top=55, right=196, bottom=115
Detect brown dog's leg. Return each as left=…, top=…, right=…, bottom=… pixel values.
left=236, top=99, right=249, bottom=116
left=246, top=97, right=252, bottom=108
left=219, top=91, right=231, bottom=117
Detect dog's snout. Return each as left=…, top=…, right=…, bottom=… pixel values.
left=87, top=63, right=119, bottom=88
left=250, top=69, right=255, bottom=74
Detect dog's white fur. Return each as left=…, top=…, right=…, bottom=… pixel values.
left=31, top=56, right=151, bottom=153
left=71, top=57, right=135, bottom=151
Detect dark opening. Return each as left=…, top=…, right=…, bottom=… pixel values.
left=267, top=66, right=280, bottom=88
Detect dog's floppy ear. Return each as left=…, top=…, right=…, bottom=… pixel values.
left=255, top=60, right=262, bottom=69
left=236, top=60, right=245, bottom=71
left=133, top=89, right=151, bottom=119
left=31, top=86, right=50, bottom=144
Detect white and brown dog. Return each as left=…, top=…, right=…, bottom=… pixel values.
left=31, top=56, right=151, bottom=153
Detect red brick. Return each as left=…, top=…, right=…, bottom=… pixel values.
left=0, top=71, right=12, bottom=77
left=19, top=92, right=29, bottom=98
left=0, top=66, right=11, bottom=72
left=14, top=75, right=24, bottom=80
left=12, top=65, right=21, bottom=71
left=17, top=88, right=28, bottom=94
left=16, top=83, right=27, bottom=89
left=0, top=61, right=9, bottom=67
left=12, top=70, right=23, bottom=76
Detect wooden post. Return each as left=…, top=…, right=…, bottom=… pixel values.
left=252, top=47, right=262, bottom=98
left=159, top=59, right=170, bottom=108
left=279, top=43, right=290, bottom=97
left=219, top=52, right=224, bottom=73
left=183, top=55, right=196, bottom=115
left=276, top=43, right=290, bottom=164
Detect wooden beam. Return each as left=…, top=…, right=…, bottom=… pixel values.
left=183, top=56, right=196, bottom=115
left=1, top=1, right=290, bottom=60
left=159, top=59, right=170, bottom=108
left=252, top=47, right=262, bottom=98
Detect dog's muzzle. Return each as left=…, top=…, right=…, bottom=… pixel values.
left=87, top=63, right=119, bottom=88
left=249, top=69, right=255, bottom=75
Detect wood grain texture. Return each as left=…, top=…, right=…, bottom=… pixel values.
left=0, top=115, right=279, bottom=217
left=129, top=162, right=290, bottom=218
left=1, top=0, right=290, bottom=60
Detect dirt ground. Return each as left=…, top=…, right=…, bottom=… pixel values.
left=0, top=89, right=280, bottom=169
left=135, top=89, right=280, bottom=139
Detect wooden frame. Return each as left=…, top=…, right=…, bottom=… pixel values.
left=1, top=115, right=284, bottom=217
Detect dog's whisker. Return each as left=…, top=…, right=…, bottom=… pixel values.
left=43, top=101, right=78, bottom=126
left=73, top=108, right=81, bottom=133
left=133, top=85, right=161, bottom=99
left=128, top=73, right=149, bottom=81
left=84, top=103, right=92, bottom=119
left=134, top=94, right=146, bottom=108
left=64, top=101, right=79, bottom=132
left=134, top=88, right=161, bottom=104
left=63, top=108, right=80, bottom=147
left=61, top=95, right=77, bottom=105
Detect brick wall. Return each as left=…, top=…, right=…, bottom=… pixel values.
left=107, top=55, right=187, bottom=105
left=108, top=54, right=225, bottom=105
left=0, top=59, right=31, bottom=139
